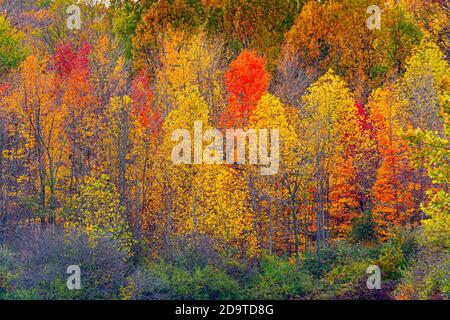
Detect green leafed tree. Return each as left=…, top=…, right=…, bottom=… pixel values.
left=0, top=15, right=28, bottom=75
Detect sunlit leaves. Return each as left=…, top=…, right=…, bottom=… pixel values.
left=0, top=15, right=28, bottom=75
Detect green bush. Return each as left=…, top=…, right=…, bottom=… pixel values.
left=322, top=259, right=372, bottom=298
left=376, top=232, right=417, bottom=281
left=349, top=212, right=377, bottom=244
left=303, top=241, right=380, bottom=279
left=303, top=242, right=383, bottom=299
left=303, top=248, right=338, bottom=278
left=148, top=260, right=242, bottom=300
left=376, top=245, right=404, bottom=280
left=0, top=246, right=16, bottom=299
left=247, top=255, right=315, bottom=299
left=120, top=266, right=172, bottom=300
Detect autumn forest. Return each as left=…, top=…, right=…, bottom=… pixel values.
left=0, top=0, right=449, bottom=300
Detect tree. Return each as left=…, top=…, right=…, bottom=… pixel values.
left=132, top=0, right=206, bottom=71
left=65, top=174, right=135, bottom=254
left=4, top=54, right=65, bottom=223
left=284, top=0, right=422, bottom=100
left=217, top=0, right=301, bottom=68
left=102, top=95, right=135, bottom=219
left=403, top=0, right=449, bottom=56
left=400, top=39, right=449, bottom=132
left=221, top=50, right=269, bottom=127
left=412, top=125, right=450, bottom=249
left=329, top=101, right=377, bottom=238
left=112, top=0, right=148, bottom=59
left=368, top=86, right=414, bottom=239
left=301, top=69, right=356, bottom=254
left=0, top=14, right=28, bottom=75
left=403, top=41, right=450, bottom=248
left=145, top=85, right=210, bottom=248
left=54, top=42, right=96, bottom=199
left=154, top=30, right=226, bottom=121
left=130, top=68, right=160, bottom=242
left=195, top=166, right=258, bottom=258
left=250, top=93, right=303, bottom=263
left=399, top=39, right=449, bottom=223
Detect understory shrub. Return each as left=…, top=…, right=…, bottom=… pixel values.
left=148, top=260, right=242, bottom=299
left=247, top=255, right=315, bottom=299
left=2, top=225, right=129, bottom=300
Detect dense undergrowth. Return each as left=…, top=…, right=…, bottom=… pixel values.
left=1, top=224, right=447, bottom=300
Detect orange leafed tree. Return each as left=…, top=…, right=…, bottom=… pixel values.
left=221, top=50, right=269, bottom=127
left=131, top=69, right=160, bottom=132
left=368, top=87, right=415, bottom=239
left=53, top=42, right=97, bottom=198
left=329, top=101, right=378, bottom=238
